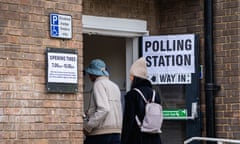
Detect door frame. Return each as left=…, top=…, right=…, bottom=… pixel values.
left=82, top=15, right=148, bottom=91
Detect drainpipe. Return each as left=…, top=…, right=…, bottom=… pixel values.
left=204, top=0, right=220, bottom=143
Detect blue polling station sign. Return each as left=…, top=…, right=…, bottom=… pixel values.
left=50, top=13, right=72, bottom=39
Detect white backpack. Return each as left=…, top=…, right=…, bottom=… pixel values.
left=134, top=88, right=163, bottom=134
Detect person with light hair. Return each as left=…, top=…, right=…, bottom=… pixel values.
left=121, top=57, right=162, bottom=144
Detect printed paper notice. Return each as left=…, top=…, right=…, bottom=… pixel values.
left=48, top=52, right=78, bottom=84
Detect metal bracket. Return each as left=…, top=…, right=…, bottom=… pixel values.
left=205, top=83, right=221, bottom=91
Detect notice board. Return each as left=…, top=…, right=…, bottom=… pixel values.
left=46, top=48, right=78, bottom=93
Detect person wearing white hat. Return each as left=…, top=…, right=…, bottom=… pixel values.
left=84, top=59, right=122, bottom=144
left=121, top=57, right=162, bottom=144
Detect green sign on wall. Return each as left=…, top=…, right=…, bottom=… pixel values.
left=163, top=109, right=187, bottom=119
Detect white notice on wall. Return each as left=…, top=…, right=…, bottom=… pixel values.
left=143, top=34, right=195, bottom=74
left=142, top=34, right=195, bottom=84
left=48, top=52, right=78, bottom=84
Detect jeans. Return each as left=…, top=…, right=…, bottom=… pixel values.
left=84, top=133, right=120, bottom=144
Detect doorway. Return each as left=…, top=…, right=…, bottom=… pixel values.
left=83, top=34, right=126, bottom=110
left=82, top=15, right=148, bottom=111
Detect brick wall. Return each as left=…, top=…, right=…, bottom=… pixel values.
left=0, top=1, right=83, bottom=144
left=83, top=0, right=161, bottom=35
left=213, top=1, right=240, bottom=138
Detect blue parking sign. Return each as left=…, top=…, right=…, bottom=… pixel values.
left=49, top=13, right=72, bottom=39
left=50, top=14, right=59, bottom=37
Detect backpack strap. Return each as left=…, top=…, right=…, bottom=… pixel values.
left=133, top=88, right=148, bottom=103
left=151, top=90, right=156, bottom=102
left=134, top=88, right=156, bottom=103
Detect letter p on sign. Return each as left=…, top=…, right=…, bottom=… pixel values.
left=52, top=15, right=58, bottom=25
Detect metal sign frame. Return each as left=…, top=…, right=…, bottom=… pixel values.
left=46, top=48, right=78, bottom=93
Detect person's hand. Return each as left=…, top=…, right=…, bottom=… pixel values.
left=83, top=129, right=89, bottom=136
left=83, top=119, right=92, bottom=136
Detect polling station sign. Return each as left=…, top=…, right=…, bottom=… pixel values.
left=50, top=13, right=72, bottom=39
left=142, top=34, right=196, bottom=84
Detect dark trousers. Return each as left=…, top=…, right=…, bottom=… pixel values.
left=84, top=133, right=121, bottom=144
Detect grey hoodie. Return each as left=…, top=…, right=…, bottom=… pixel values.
left=84, top=76, right=122, bottom=135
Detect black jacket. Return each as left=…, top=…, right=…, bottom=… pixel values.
left=121, top=79, right=161, bottom=144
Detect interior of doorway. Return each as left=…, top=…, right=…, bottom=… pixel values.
left=83, top=34, right=126, bottom=110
